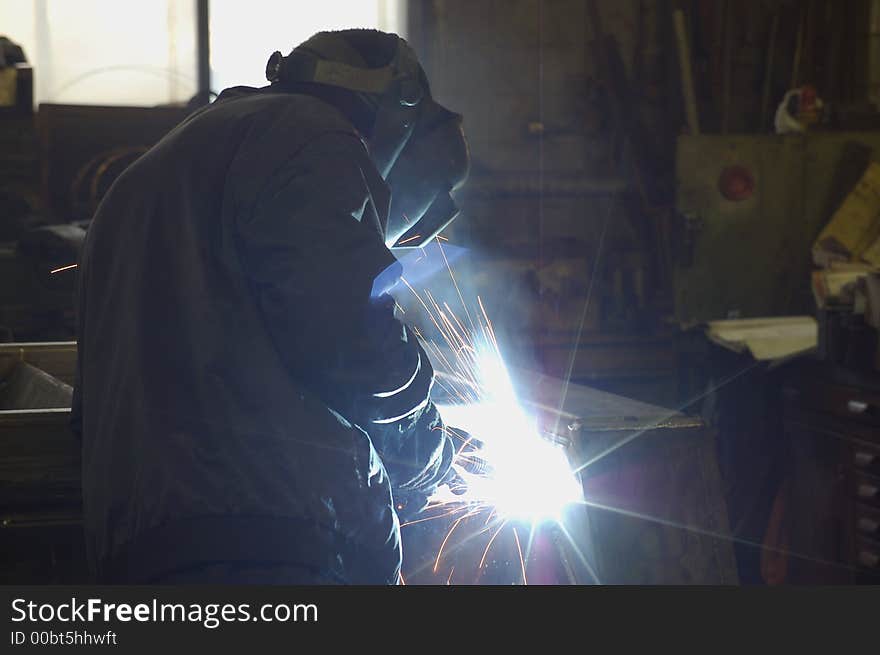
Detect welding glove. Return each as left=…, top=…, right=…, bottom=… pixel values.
left=394, top=489, right=433, bottom=522
left=438, top=428, right=492, bottom=496
left=450, top=428, right=491, bottom=471
left=395, top=426, right=479, bottom=518
left=442, top=467, right=468, bottom=496
left=395, top=459, right=466, bottom=522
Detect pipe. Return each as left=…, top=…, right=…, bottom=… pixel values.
left=673, top=8, right=700, bottom=135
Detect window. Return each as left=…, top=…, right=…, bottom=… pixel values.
left=0, top=0, right=198, bottom=106
left=0, top=0, right=405, bottom=107
left=209, top=0, right=406, bottom=94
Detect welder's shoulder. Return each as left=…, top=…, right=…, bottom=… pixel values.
left=225, top=92, right=370, bottom=198
left=233, top=92, right=364, bottom=152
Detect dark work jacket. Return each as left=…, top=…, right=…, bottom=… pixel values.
left=71, top=87, right=454, bottom=584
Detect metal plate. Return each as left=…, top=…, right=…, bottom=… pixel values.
left=422, top=363, right=738, bottom=584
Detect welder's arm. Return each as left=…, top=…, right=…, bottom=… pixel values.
left=234, top=132, right=454, bottom=497
left=345, top=303, right=456, bottom=499
left=70, top=358, right=83, bottom=442
left=70, top=251, right=85, bottom=443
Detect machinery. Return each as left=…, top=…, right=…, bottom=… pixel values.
left=675, top=132, right=880, bottom=325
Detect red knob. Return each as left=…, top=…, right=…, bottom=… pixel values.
left=718, top=165, right=755, bottom=201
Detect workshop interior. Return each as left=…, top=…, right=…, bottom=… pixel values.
left=1, top=0, right=880, bottom=586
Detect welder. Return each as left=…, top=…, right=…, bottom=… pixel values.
left=71, top=29, right=470, bottom=584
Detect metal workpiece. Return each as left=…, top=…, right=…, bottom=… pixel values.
left=419, top=361, right=736, bottom=584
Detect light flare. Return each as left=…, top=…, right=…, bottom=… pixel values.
left=424, top=303, right=582, bottom=523
left=398, top=240, right=583, bottom=583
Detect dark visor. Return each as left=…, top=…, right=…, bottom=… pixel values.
left=390, top=193, right=460, bottom=249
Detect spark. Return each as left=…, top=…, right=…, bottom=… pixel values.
left=434, top=510, right=478, bottom=573
left=399, top=504, right=468, bottom=528
left=432, top=350, right=582, bottom=524
left=391, top=151, right=781, bottom=587
left=436, top=239, right=476, bottom=333
left=397, top=234, right=422, bottom=245
left=513, top=527, right=528, bottom=585
left=394, top=221, right=593, bottom=585
left=50, top=263, right=78, bottom=274
left=478, top=520, right=508, bottom=571
left=400, top=277, right=447, bottom=336
left=524, top=522, right=538, bottom=567
left=399, top=272, right=582, bottom=585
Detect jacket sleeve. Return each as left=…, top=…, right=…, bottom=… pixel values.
left=70, top=242, right=86, bottom=443
left=232, top=131, right=453, bottom=497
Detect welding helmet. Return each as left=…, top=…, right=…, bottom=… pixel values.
left=266, top=30, right=469, bottom=249
left=383, top=101, right=469, bottom=249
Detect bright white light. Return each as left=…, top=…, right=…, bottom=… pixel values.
left=0, top=0, right=198, bottom=106
left=210, top=0, right=408, bottom=94
left=434, top=343, right=582, bottom=523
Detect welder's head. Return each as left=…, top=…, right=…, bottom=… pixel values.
left=383, top=101, right=469, bottom=249
left=266, top=29, right=469, bottom=249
